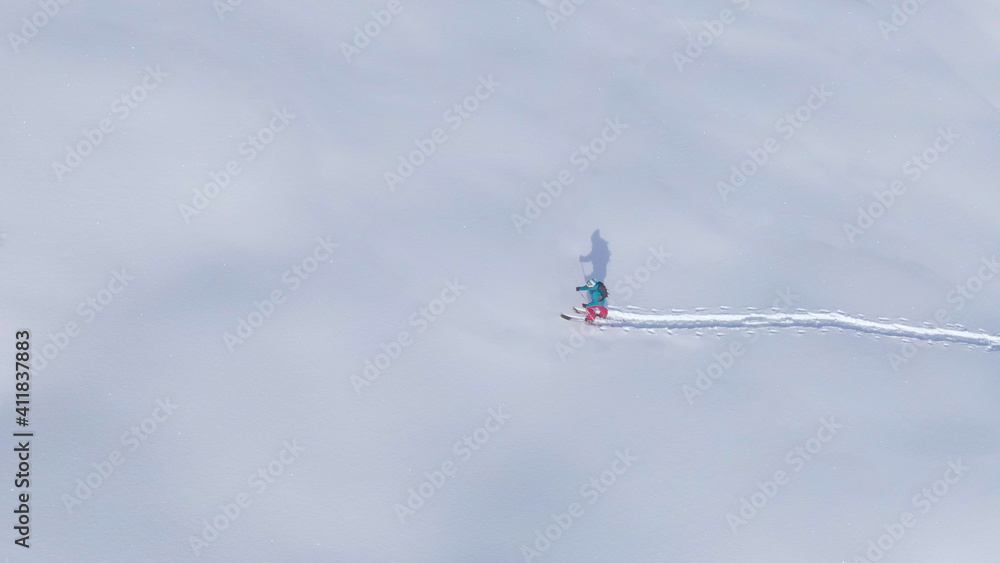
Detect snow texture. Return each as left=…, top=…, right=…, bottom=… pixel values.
left=2, top=0, right=1000, bottom=562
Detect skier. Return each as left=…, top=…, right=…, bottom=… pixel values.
left=576, top=279, right=609, bottom=322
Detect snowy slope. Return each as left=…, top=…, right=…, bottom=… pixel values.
left=2, top=0, right=1000, bottom=561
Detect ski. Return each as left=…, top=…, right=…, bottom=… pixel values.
left=561, top=313, right=586, bottom=321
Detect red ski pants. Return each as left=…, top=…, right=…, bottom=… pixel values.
left=586, top=306, right=608, bottom=322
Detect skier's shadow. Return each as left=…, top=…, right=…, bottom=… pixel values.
left=580, top=229, right=611, bottom=282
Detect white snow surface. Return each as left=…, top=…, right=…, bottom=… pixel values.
left=2, top=1, right=1000, bottom=562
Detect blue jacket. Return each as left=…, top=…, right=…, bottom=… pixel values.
left=577, top=284, right=606, bottom=308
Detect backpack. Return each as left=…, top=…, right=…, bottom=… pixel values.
left=596, top=281, right=609, bottom=300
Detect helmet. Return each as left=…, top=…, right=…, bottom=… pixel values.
left=586, top=279, right=598, bottom=288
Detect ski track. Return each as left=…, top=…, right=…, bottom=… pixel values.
left=579, top=307, right=1000, bottom=352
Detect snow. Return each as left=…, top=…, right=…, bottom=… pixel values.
left=2, top=0, right=1000, bottom=561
